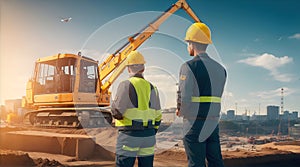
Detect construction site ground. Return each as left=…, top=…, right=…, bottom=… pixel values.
left=1, top=125, right=300, bottom=167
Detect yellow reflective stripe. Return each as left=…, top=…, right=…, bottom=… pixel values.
left=115, top=117, right=132, bottom=127
left=137, top=146, right=155, bottom=156
left=115, top=108, right=157, bottom=127
left=122, top=145, right=155, bottom=155
left=129, top=77, right=151, bottom=110
left=155, top=110, right=162, bottom=122
left=154, top=126, right=159, bottom=129
left=122, top=145, right=139, bottom=152
left=191, top=96, right=221, bottom=103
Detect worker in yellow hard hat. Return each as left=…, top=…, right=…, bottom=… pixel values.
left=112, top=50, right=162, bottom=167
left=176, top=22, right=227, bottom=167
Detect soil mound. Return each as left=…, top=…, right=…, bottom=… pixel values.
left=34, top=158, right=65, bottom=167
left=0, top=149, right=35, bottom=167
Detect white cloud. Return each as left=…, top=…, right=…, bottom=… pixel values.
left=223, top=91, right=234, bottom=97
left=289, top=33, right=300, bottom=39
left=238, top=53, right=292, bottom=70
left=238, top=53, right=294, bottom=82
left=270, top=71, right=294, bottom=83
left=250, top=87, right=296, bottom=99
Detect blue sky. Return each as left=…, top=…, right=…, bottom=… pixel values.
left=1, top=0, right=300, bottom=115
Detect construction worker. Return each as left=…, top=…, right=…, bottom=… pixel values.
left=176, top=22, right=227, bottom=167
left=111, top=50, right=162, bottom=167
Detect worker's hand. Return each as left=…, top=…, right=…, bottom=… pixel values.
left=176, top=109, right=181, bottom=117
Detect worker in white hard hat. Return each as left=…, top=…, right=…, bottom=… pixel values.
left=111, top=50, right=162, bottom=167
left=176, top=22, right=227, bottom=167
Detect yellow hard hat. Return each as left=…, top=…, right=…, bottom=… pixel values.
left=185, top=22, right=212, bottom=44
left=126, top=50, right=146, bottom=65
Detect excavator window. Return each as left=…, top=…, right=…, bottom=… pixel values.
left=79, top=60, right=98, bottom=93
left=34, top=58, right=76, bottom=94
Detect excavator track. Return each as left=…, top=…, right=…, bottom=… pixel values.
left=24, top=107, right=113, bottom=128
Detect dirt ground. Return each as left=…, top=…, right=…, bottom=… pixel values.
left=1, top=126, right=300, bottom=167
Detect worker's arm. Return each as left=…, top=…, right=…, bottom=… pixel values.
left=111, top=81, right=131, bottom=120
left=177, top=63, right=194, bottom=117
left=150, top=85, right=162, bottom=133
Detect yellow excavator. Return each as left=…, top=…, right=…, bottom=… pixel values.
left=22, top=0, right=201, bottom=128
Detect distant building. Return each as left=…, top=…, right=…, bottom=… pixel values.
left=291, top=111, right=298, bottom=120
left=0, top=105, right=7, bottom=120
left=220, top=112, right=227, bottom=120
left=256, top=115, right=267, bottom=121
left=235, top=115, right=243, bottom=121
left=227, top=110, right=235, bottom=120
left=242, top=115, right=250, bottom=121
left=290, top=124, right=300, bottom=139
left=279, top=111, right=298, bottom=120
left=5, top=99, right=22, bottom=113
left=267, top=105, right=279, bottom=120
left=283, top=111, right=289, bottom=120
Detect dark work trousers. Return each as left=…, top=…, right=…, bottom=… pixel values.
left=116, top=129, right=156, bottom=167
left=183, top=118, right=224, bottom=167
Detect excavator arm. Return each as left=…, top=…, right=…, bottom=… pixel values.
left=99, top=0, right=201, bottom=92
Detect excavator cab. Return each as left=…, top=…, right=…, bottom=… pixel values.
left=34, top=55, right=98, bottom=95
left=24, top=53, right=103, bottom=108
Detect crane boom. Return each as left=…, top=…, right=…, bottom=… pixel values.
left=99, top=0, right=201, bottom=91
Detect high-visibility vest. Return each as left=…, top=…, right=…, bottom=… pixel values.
left=115, top=77, right=161, bottom=129
left=191, top=96, right=221, bottom=103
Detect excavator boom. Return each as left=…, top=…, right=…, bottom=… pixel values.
left=99, top=0, right=201, bottom=91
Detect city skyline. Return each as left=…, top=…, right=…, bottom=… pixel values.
left=223, top=105, right=298, bottom=120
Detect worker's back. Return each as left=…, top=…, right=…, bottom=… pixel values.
left=185, top=53, right=226, bottom=118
